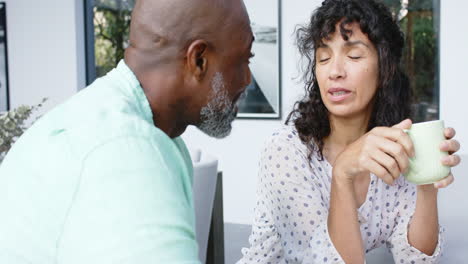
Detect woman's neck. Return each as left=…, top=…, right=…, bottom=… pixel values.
left=323, top=112, right=371, bottom=164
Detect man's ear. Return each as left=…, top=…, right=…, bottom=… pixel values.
left=186, top=40, right=209, bottom=81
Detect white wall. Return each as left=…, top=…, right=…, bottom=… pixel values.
left=4, top=0, right=85, bottom=112
left=440, top=0, right=468, bottom=155
left=438, top=1, right=468, bottom=260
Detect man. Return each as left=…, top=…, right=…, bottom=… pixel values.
left=0, top=0, right=254, bottom=263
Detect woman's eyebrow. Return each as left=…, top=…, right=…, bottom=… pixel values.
left=345, top=40, right=370, bottom=48
left=316, top=43, right=329, bottom=49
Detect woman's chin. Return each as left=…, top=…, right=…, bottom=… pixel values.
left=327, top=106, right=365, bottom=119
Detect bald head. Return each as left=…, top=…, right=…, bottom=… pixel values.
left=123, top=0, right=254, bottom=139
left=126, top=0, right=251, bottom=67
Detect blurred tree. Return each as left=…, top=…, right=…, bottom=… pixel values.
left=93, top=0, right=134, bottom=77
left=382, top=0, right=438, bottom=121
left=381, top=0, right=402, bottom=16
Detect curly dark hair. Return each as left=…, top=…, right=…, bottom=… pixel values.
left=286, top=0, right=411, bottom=161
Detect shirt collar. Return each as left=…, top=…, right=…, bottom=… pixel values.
left=115, top=59, right=154, bottom=124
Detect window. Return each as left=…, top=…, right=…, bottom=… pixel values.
left=383, top=0, right=440, bottom=122
left=84, top=0, right=282, bottom=119
left=0, top=2, right=9, bottom=112
left=84, top=0, right=133, bottom=84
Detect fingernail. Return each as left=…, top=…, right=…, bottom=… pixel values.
left=434, top=183, right=441, bottom=188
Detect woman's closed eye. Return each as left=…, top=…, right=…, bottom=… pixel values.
left=348, top=55, right=362, bottom=60
left=347, top=50, right=365, bottom=60
left=318, top=57, right=330, bottom=63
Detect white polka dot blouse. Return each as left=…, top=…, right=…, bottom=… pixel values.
left=238, top=126, right=444, bottom=264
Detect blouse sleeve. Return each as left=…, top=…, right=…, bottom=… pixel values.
left=386, top=181, right=444, bottom=264
left=238, top=131, right=344, bottom=263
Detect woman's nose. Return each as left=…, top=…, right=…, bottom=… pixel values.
left=329, top=57, right=346, bottom=80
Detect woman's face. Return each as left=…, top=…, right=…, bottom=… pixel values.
left=315, top=22, right=379, bottom=119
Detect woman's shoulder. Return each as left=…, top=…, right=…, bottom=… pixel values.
left=259, top=125, right=331, bottom=187
left=265, top=125, right=304, bottom=148
left=262, top=125, right=319, bottom=161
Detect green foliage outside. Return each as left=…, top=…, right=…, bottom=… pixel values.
left=382, top=0, right=439, bottom=122
left=0, top=98, right=47, bottom=163
left=93, top=0, right=133, bottom=77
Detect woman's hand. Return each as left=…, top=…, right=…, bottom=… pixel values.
left=427, top=127, right=461, bottom=189
left=333, top=119, right=414, bottom=185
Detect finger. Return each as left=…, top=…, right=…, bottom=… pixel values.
left=441, top=154, right=461, bottom=167
left=372, top=150, right=402, bottom=180
left=444, top=127, right=456, bottom=139
left=440, top=139, right=460, bottom=154
left=392, top=119, right=412, bottom=130
left=372, top=127, right=414, bottom=157
left=434, top=173, right=455, bottom=188
left=377, top=138, right=410, bottom=174
left=366, top=158, right=394, bottom=185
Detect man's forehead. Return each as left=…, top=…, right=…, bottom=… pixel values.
left=222, top=18, right=253, bottom=44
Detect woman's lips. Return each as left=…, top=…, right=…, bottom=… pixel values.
left=327, top=88, right=352, bottom=102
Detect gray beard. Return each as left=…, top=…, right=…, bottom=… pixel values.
left=197, top=72, right=238, bottom=139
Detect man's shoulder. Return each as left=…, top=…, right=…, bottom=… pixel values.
left=22, top=78, right=160, bottom=162
left=66, top=114, right=167, bottom=163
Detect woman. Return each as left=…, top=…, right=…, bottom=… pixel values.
left=238, top=0, right=461, bottom=263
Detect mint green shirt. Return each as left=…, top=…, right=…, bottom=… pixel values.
left=0, top=60, right=200, bottom=264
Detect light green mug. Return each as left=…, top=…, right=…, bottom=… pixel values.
left=403, top=120, right=451, bottom=185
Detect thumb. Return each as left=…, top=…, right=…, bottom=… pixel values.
left=392, top=119, right=412, bottom=130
